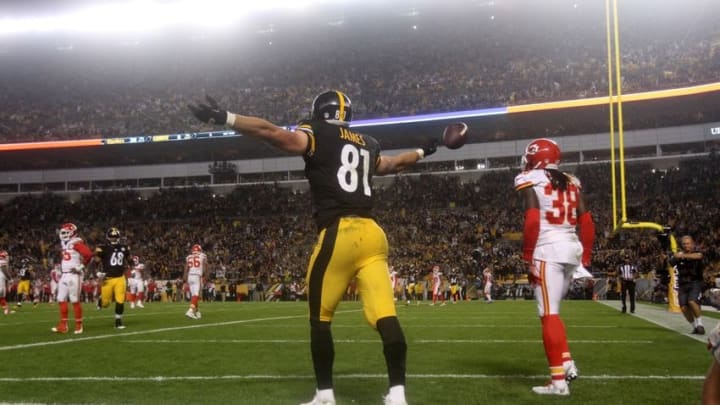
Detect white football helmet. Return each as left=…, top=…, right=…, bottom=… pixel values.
left=59, top=223, right=78, bottom=242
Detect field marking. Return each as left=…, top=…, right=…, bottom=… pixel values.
left=0, top=310, right=355, bottom=352
left=239, top=324, right=619, bottom=329
left=597, top=300, right=719, bottom=343
left=123, top=338, right=652, bottom=344
left=0, top=373, right=704, bottom=382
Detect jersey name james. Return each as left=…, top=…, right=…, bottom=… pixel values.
left=297, top=119, right=382, bottom=229
left=514, top=169, right=582, bottom=247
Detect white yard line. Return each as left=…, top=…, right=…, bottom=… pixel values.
left=0, top=373, right=703, bottom=382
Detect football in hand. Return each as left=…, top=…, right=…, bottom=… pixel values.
left=442, top=122, right=469, bottom=150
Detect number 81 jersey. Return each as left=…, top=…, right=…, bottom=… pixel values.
left=514, top=169, right=582, bottom=247
left=297, top=119, right=381, bottom=230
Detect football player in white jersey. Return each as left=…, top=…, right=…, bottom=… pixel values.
left=49, top=263, right=62, bottom=304
left=54, top=223, right=93, bottom=334
left=515, top=138, right=595, bottom=396
left=128, top=256, right=146, bottom=308
left=389, top=266, right=399, bottom=302
left=482, top=265, right=494, bottom=303
left=183, top=244, right=209, bottom=319
left=429, top=265, right=446, bottom=306
left=0, top=250, right=13, bottom=314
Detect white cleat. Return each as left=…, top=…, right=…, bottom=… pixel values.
left=564, top=361, right=578, bottom=383
left=300, top=390, right=335, bottom=405
left=136, top=302, right=145, bottom=308
left=74, top=327, right=83, bottom=335
left=195, top=311, right=201, bottom=319
left=130, top=302, right=135, bottom=309
left=185, top=309, right=197, bottom=319
left=532, top=383, right=570, bottom=396
left=383, top=395, right=408, bottom=405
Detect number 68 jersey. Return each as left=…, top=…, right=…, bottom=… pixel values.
left=514, top=169, right=583, bottom=258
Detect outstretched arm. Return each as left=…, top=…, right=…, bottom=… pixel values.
left=376, top=141, right=439, bottom=175
left=189, top=96, right=308, bottom=155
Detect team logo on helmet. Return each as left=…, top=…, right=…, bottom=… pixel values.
left=59, top=223, right=78, bottom=242
left=522, top=138, right=561, bottom=170
left=106, top=227, right=121, bottom=244
left=311, top=90, right=352, bottom=124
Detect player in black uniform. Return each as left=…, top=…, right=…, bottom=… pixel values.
left=15, top=257, right=35, bottom=308
left=90, top=227, right=131, bottom=329
left=190, top=91, right=442, bottom=405
left=669, top=235, right=706, bottom=334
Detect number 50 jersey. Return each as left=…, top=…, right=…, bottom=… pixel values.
left=297, top=119, right=382, bottom=230
left=514, top=169, right=583, bottom=251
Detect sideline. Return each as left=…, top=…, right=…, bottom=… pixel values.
left=597, top=300, right=718, bottom=343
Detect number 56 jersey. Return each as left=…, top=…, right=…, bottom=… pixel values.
left=514, top=169, right=583, bottom=264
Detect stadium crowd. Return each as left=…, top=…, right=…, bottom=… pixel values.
left=0, top=4, right=718, bottom=143
left=1, top=153, right=719, bottom=303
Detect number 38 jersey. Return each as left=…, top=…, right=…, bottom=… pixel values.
left=95, top=243, right=131, bottom=277
left=297, top=119, right=382, bottom=230
left=514, top=169, right=582, bottom=248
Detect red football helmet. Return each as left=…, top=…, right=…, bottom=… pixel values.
left=0, top=250, right=8, bottom=260
left=522, top=138, right=561, bottom=170
left=191, top=244, right=202, bottom=253
left=59, top=223, right=78, bottom=242
left=132, top=256, right=140, bottom=265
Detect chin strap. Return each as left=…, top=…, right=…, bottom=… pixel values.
left=523, top=208, right=541, bottom=262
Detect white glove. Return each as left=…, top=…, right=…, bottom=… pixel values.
left=73, top=264, right=85, bottom=275
left=96, top=271, right=106, bottom=279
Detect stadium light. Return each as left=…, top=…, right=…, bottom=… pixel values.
left=0, top=0, right=329, bottom=35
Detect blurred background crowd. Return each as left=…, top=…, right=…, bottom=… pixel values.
left=1, top=153, right=719, bottom=303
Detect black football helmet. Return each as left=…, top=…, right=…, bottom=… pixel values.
left=106, top=227, right=121, bottom=245
left=311, top=90, right=352, bottom=125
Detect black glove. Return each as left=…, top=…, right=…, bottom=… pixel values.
left=421, top=139, right=439, bottom=157
left=656, top=226, right=672, bottom=251
left=188, top=95, right=228, bottom=125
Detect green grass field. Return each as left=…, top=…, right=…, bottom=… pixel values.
left=0, top=299, right=715, bottom=405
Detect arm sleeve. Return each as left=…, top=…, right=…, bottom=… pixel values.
left=76, top=243, right=94, bottom=265
left=522, top=208, right=540, bottom=262
left=578, top=211, right=595, bottom=266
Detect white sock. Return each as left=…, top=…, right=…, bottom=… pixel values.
left=388, top=385, right=406, bottom=399
left=317, top=388, right=335, bottom=401
left=696, top=317, right=704, bottom=327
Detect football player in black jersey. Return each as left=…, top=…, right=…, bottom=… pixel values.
left=191, top=91, right=442, bottom=405
left=90, top=227, right=131, bottom=329
left=15, top=257, right=35, bottom=308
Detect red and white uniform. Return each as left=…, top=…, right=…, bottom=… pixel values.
left=389, top=266, right=398, bottom=298
left=50, top=264, right=62, bottom=302
left=130, top=262, right=145, bottom=295
left=483, top=268, right=494, bottom=301
left=186, top=251, right=207, bottom=297
left=59, top=237, right=93, bottom=304
left=514, top=169, right=584, bottom=316
left=0, top=253, right=9, bottom=298
left=432, top=269, right=442, bottom=296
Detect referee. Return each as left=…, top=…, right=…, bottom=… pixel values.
left=619, top=256, right=638, bottom=314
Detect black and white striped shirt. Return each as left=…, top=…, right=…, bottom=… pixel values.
left=619, top=263, right=637, bottom=281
